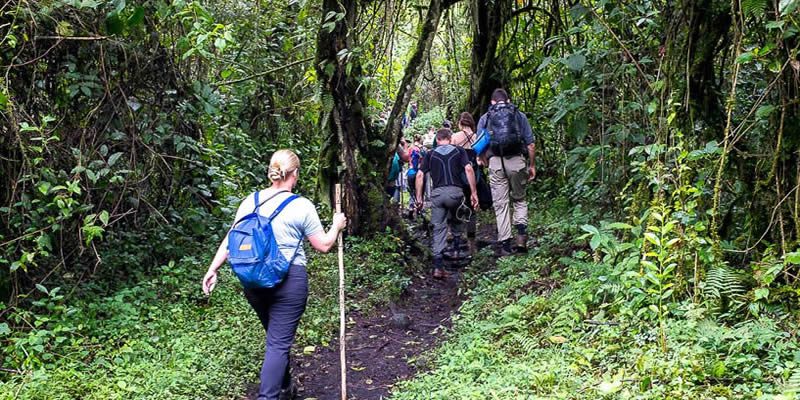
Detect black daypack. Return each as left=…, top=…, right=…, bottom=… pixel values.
left=487, top=103, right=523, bottom=157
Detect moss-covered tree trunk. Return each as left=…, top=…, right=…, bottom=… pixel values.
left=316, top=0, right=384, bottom=235
left=467, top=0, right=511, bottom=117
left=317, top=0, right=458, bottom=236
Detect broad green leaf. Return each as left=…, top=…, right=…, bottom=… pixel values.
left=127, top=6, right=145, bottom=27
left=214, top=37, right=226, bottom=51
left=766, top=20, right=785, bottom=30
left=756, top=105, right=777, bottom=119
left=644, top=232, right=660, bottom=246
left=0, top=323, right=9, bottom=336
left=580, top=224, right=600, bottom=235
left=35, top=283, right=48, bottom=294
left=786, top=251, right=800, bottom=264
left=735, top=52, right=754, bottom=64
left=108, top=152, right=123, bottom=167
left=590, top=235, right=602, bottom=250
left=565, top=53, right=586, bottom=71
left=105, top=14, right=125, bottom=35
left=754, top=288, right=769, bottom=300
left=99, top=210, right=110, bottom=226
left=597, top=380, right=622, bottom=394
left=780, top=0, right=799, bottom=15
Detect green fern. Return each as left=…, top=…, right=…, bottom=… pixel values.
left=781, top=368, right=800, bottom=395
left=704, top=266, right=747, bottom=299
left=510, top=332, right=540, bottom=357
left=741, top=0, right=766, bottom=17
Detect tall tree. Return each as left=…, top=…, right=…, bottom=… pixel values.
left=317, top=0, right=458, bottom=235
left=467, top=0, right=511, bottom=117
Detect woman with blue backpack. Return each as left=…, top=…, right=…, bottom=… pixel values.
left=202, top=149, right=347, bottom=400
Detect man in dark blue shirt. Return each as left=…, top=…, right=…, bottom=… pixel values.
left=476, top=89, right=536, bottom=255
left=415, top=128, right=478, bottom=279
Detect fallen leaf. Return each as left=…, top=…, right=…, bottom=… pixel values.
left=548, top=335, right=568, bottom=344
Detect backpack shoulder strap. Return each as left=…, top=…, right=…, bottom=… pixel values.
left=266, top=194, right=300, bottom=223
left=230, top=190, right=289, bottom=229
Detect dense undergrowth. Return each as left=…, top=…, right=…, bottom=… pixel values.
left=0, top=228, right=409, bottom=399
left=392, top=197, right=800, bottom=399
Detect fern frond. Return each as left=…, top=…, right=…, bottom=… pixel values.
left=741, top=0, right=766, bottom=17
left=782, top=368, right=800, bottom=395
left=704, top=266, right=747, bottom=299
left=510, top=332, right=540, bottom=357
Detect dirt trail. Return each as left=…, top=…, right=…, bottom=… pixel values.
left=243, top=222, right=496, bottom=400
left=290, top=270, right=463, bottom=399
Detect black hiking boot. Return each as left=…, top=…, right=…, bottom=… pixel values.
left=443, top=237, right=471, bottom=261
left=278, top=380, right=298, bottom=400
left=494, top=240, right=514, bottom=257
left=432, top=256, right=448, bottom=279
left=514, top=234, right=529, bottom=253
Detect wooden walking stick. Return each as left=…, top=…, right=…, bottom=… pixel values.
left=335, top=183, right=347, bottom=400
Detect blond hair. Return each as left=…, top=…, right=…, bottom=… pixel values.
left=268, top=149, right=300, bottom=182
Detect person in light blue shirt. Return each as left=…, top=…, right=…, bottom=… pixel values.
left=202, top=149, right=346, bottom=400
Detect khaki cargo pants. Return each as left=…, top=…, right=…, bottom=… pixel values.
left=489, top=155, right=528, bottom=242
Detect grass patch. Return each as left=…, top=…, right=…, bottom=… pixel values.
left=391, top=200, right=800, bottom=400
left=1, top=231, right=411, bottom=399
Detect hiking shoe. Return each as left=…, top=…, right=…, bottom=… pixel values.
left=514, top=234, right=528, bottom=253
left=467, top=239, right=477, bottom=255
left=443, top=247, right=470, bottom=261
left=278, top=380, right=298, bottom=400
left=494, top=246, right=514, bottom=257
left=432, top=268, right=448, bottom=279
left=495, top=240, right=514, bottom=257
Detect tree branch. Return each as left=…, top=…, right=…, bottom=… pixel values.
left=214, top=56, right=314, bottom=86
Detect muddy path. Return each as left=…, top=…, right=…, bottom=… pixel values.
left=290, top=270, right=463, bottom=399
left=242, top=221, right=497, bottom=400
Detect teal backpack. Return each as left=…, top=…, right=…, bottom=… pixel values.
left=388, top=153, right=401, bottom=182
left=226, top=191, right=301, bottom=288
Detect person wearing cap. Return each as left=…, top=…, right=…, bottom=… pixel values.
left=415, top=128, right=478, bottom=279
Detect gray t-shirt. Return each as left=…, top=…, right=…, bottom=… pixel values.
left=232, top=189, right=323, bottom=266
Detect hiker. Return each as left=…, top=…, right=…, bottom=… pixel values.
left=415, top=128, right=479, bottom=278
left=450, top=112, right=482, bottom=254
left=202, top=149, right=347, bottom=400
left=405, top=136, right=425, bottom=217
left=409, top=102, right=418, bottom=124
left=476, top=88, right=536, bottom=256
left=423, top=126, right=436, bottom=149
left=387, top=142, right=409, bottom=202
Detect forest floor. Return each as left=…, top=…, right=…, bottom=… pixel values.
left=245, top=223, right=498, bottom=400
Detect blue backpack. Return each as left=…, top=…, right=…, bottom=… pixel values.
left=227, top=191, right=301, bottom=289
left=406, top=148, right=422, bottom=178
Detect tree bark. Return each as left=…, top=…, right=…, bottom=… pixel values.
left=317, top=0, right=460, bottom=236
left=467, top=0, right=511, bottom=117
left=316, top=0, right=383, bottom=235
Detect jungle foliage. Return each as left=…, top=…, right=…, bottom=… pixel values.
left=2, top=0, right=800, bottom=398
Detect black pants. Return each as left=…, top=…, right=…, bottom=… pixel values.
left=243, top=264, right=308, bottom=400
